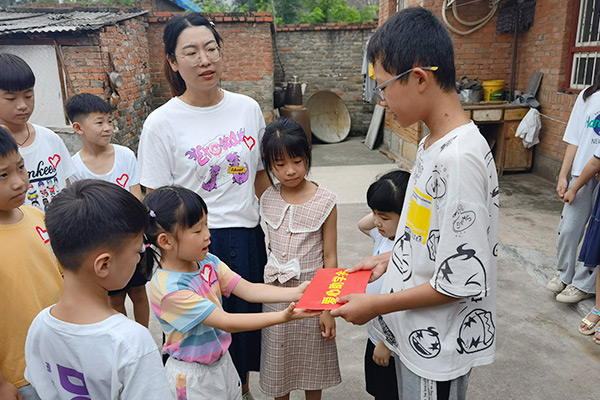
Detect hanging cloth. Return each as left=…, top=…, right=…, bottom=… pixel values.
left=362, top=39, right=376, bottom=103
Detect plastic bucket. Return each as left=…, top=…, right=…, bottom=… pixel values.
left=483, top=80, right=505, bottom=102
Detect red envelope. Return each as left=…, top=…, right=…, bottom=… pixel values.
left=295, top=268, right=372, bottom=310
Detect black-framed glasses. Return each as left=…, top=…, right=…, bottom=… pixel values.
left=373, top=66, right=438, bottom=101
left=176, top=46, right=222, bottom=67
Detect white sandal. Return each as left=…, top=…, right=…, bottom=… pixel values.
left=579, top=307, right=600, bottom=335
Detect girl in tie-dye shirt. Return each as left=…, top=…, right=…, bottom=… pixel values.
left=142, top=186, right=319, bottom=400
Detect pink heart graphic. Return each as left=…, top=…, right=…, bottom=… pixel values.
left=116, top=174, right=129, bottom=188
left=200, top=265, right=212, bottom=284
left=36, top=226, right=50, bottom=243
left=48, top=154, right=61, bottom=169
left=243, top=136, right=255, bottom=151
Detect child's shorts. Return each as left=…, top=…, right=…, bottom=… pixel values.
left=395, top=357, right=470, bottom=400
left=165, top=351, right=242, bottom=400
left=364, top=339, right=399, bottom=399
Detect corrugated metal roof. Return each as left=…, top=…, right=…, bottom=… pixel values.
left=0, top=8, right=147, bottom=36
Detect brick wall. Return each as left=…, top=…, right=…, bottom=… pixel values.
left=147, top=12, right=276, bottom=121
left=377, top=0, right=577, bottom=180
left=274, top=22, right=378, bottom=135
left=60, top=16, right=152, bottom=150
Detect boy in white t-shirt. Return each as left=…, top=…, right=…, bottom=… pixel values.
left=24, top=180, right=173, bottom=399
left=332, top=8, right=498, bottom=400
left=65, top=93, right=149, bottom=327
left=0, top=53, right=74, bottom=212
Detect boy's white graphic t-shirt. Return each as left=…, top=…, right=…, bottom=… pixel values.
left=563, top=89, right=600, bottom=176
left=375, top=122, right=499, bottom=381
left=20, top=124, right=74, bottom=211
left=365, top=228, right=394, bottom=345
left=138, top=91, right=265, bottom=229
left=71, top=144, right=139, bottom=191
left=25, top=307, right=173, bottom=400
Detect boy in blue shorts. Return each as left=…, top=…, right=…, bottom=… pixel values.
left=66, top=93, right=148, bottom=327
left=332, top=8, right=498, bottom=400
left=0, top=127, right=63, bottom=400
left=0, top=53, right=74, bottom=211
left=24, top=180, right=173, bottom=399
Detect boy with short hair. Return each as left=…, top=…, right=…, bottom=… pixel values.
left=331, top=8, right=498, bottom=400
left=24, top=180, right=173, bottom=399
left=0, top=53, right=74, bottom=211
left=0, top=127, right=63, bottom=400
left=65, top=93, right=147, bottom=326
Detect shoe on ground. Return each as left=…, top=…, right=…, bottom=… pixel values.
left=242, top=392, right=255, bottom=400
left=556, top=284, right=594, bottom=303
left=546, top=274, right=566, bottom=293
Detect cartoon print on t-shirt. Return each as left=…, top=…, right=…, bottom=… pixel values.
left=46, top=178, right=56, bottom=197
left=378, top=315, right=398, bottom=347
left=452, top=204, right=476, bottom=234
left=391, top=227, right=412, bottom=281
left=226, top=152, right=249, bottom=185
left=202, top=165, right=221, bottom=192
left=409, top=327, right=441, bottom=359
left=425, top=168, right=446, bottom=199
left=426, top=229, right=440, bottom=261
left=456, top=308, right=495, bottom=354
left=27, top=183, right=41, bottom=209
left=433, top=244, right=488, bottom=298
left=116, top=174, right=129, bottom=188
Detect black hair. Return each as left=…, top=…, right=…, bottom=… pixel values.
left=583, top=68, right=600, bottom=101
left=65, top=93, right=111, bottom=123
left=0, top=53, right=35, bottom=92
left=0, top=125, right=18, bottom=157
left=261, top=117, right=311, bottom=185
left=163, top=13, right=223, bottom=97
left=45, top=179, right=148, bottom=272
left=367, top=7, right=456, bottom=92
left=142, top=186, right=208, bottom=271
left=366, top=170, right=411, bottom=215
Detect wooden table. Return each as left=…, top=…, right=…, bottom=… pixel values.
left=463, top=102, right=533, bottom=175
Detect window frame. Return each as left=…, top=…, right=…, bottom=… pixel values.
left=565, top=0, right=600, bottom=93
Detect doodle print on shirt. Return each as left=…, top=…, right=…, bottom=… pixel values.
left=409, top=327, right=441, bottom=359
left=456, top=308, right=495, bottom=354
left=226, top=152, right=249, bottom=184
left=433, top=244, right=488, bottom=298
left=378, top=316, right=398, bottom=347
left=391, top=228, right=413, bottom=281
left=452, top=204, right=476, bottom=234
left=426, top=229, right=440, bottom=261
left=406, top=186, right=432, bottom=244
left=425, top=168, right=447, bottom=199
left=202, top=165, right=221, bottom=192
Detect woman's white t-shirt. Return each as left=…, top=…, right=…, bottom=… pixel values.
left=563, top=89, right=600, bottom=176
left=20, top=124, right=75, bottom=211
left=138, top=91, right=265, bottom=229
left=71, top=144, right=139, bottom=192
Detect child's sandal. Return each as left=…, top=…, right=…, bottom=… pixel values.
left=594, top=327, right=600, bottom=345
left=579, top=307, right=600, bottom=335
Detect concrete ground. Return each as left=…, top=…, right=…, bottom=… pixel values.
left=134, top=136, right=600, bottom=399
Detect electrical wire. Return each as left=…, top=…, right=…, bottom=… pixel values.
left=441, top=0, right=498, bottom=35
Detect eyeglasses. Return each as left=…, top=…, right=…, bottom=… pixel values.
left=373, top=66, right=438, bottom=102
left=176, top=46, right=222, bottom=67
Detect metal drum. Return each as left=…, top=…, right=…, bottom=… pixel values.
left=305, top=91, right=351, bottom=143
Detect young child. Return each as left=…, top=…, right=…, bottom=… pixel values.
left=0, top=127, right=63, bottom=400
left=547, top=69, right=600, bottom=303
left=331, top=8, right=499, bottom=400
left=259, top=117, right=341, bottom=400
left=562, top=150, right=600, bottom=343
left=358, top=170, right=410, bottom=400
left=65, top=93, right=148, bottom=327
left=142, top=185, right=319, bottom=399
left=0, top=53, right=74, bottom=211
left=24, top=180, right=172, bottom=399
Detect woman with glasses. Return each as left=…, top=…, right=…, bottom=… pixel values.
left=137, top=13, right=269, bottom=400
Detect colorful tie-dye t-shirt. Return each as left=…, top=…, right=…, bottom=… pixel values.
left=150, top=253, right=241, bottom=364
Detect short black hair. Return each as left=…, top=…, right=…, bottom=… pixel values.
left=45, top=180, right=148, bottom=271
left=261, top=117, right=311, bottom=185
left=65, top=93, right=111, bottom=123
left=0, top=53, right=35, bottom=92
left=0, top=125, right=18, bottom=157
left=142, top=186, right=208, bottom=271
left=367, top=170, right=410, bottom=215
left=367, top=7, right=456, bottom=92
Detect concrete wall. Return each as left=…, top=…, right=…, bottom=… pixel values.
left=274, top=22, right=378, bottom=135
